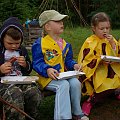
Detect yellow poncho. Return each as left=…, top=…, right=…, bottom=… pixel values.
left=78, top=35, right=120, bottom=96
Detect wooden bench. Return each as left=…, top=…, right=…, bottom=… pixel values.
left=41, top=89, right=55, bottom=98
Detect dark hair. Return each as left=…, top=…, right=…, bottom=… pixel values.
left=91, top=12, right=110, bottom=27
left=2, top=27, right=22, bottom=41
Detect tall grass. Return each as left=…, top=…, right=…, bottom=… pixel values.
left=61, top=27, right=92, bottom=60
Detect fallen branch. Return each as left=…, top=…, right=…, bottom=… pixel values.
left=0, top=97, right=35, bottom=120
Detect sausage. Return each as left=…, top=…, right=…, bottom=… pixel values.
left=8, top=57, right=17, bottom=63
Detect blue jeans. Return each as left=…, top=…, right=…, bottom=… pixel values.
left=46, top=77, right=84, bottom=120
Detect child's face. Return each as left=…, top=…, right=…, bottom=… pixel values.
left=92, top=21, right=111, bottom=39
left=46, top=20, right=64, bottom=35
left=3, top=34, right=21, bottom=51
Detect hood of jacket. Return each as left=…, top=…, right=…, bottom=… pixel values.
left=0, top=17, right=24, bottom=45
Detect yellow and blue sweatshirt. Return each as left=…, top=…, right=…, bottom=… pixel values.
left=32, top=35, right=77, bottom=89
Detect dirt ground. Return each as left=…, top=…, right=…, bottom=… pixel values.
left=37, top=96, right=120, bottom=120
left=90, top=97, right=120, bottom=120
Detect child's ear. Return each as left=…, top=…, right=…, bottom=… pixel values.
left=45, top=23, right=50, bottom=31
left=91, top=26, right=95, bottom=33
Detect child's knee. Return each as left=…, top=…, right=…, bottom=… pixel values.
left=70, top=78, right=81, bottom=88
left=59, top=80, right=70, bottom=91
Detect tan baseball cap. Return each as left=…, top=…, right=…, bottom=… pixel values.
left=39, top=10, right=68, bottom=27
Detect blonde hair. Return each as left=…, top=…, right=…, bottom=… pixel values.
left=41, top=25, right=48, bottom=37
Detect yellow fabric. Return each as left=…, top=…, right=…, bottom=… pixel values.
left=78, top=35, right=120, bottom=95
left=37, top=35, right=67, bottom=89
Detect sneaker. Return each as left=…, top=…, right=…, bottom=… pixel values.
left=72, top=115, right=81, bottom=120
left=81, top=116, right=89, bottom=120
left=72, top=115, right=89, bottom=120
left=82, top=100, right=92, bottom=116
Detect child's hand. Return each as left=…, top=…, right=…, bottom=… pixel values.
left=74, top=64, right=82, bottom=71
left=16, top=56, right=27, bottom=67
left=104, top=34, right=116, bottom=49
left=0, top=62, right=12, bottom=74
left=47, top=68, right=59, bottom=80
left=8, top=57, right=17, bottom=63
left=104, top=34, right=113, bottom=41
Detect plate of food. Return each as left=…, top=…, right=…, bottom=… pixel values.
left=0, top=76, right=39, bottom=84
left=56, top=71, right=85, bottom=80
left=101, top=55, right=120, bottom=62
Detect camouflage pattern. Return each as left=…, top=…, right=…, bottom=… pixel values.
left=0, top=83, right=42, bottom=120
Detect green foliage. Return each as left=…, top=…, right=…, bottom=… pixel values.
left=0, top=0, right=28, bottom=22
left=0, top=0, right=40, bottom=24
left=0, top=0, right=120, bottom=28
left=89, top=0, right=120, bottom=28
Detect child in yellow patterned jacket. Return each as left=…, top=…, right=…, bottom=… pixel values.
left=78, top=12, right=120, bottom=116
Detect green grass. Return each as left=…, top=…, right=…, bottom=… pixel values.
left=30, top=27, right=120, bottom=120
left=61, top=27, right=92, bottom=60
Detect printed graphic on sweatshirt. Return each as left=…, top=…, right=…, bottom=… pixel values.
left=46, top=49, right=59, bottom=60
